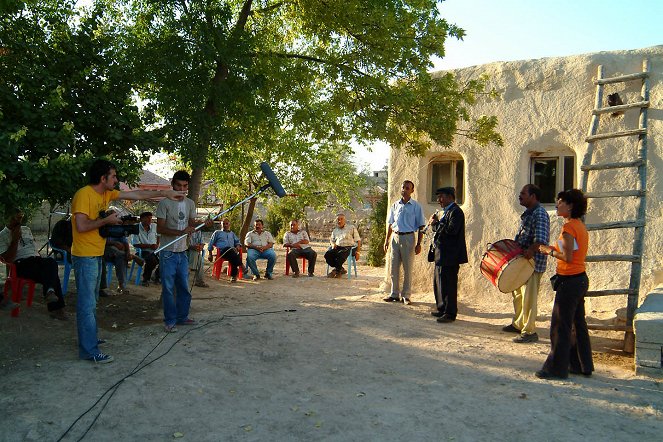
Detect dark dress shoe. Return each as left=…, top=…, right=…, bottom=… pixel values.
left=535, top=370, right=568, bottom=380
left=437, top=315, right=455, bottom=323
left=501, top=324, right=521, bottom=333
left=569, top=369, right=592, bottom=377
left=430, top=311, right=444, bottom=317
left=383, top=296, right=400, bottom=302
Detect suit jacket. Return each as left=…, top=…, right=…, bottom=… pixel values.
left=433, top=203, right=468, bottom=266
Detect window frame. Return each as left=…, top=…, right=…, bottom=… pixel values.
left=429, top=155, right=465, bottom=204
left=529, top=153, right=576, bottom=205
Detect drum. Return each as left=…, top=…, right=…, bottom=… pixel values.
left=480, top=239, right=534, bottom=293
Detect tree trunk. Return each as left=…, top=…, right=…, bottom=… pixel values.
left=239, top=197, right=257, bottom=246
left=189, top=163, right=206, bottom=205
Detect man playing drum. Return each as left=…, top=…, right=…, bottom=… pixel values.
left=502, top=184, right=550, bottom=343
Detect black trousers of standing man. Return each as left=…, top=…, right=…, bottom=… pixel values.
left=433, top=264, right=459, bottom=319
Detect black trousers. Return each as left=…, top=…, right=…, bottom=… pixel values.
left=324, top=246, right=352, bottom=271
left=433, top=264, right=459, bottom=318
left=15, top=256, right=65, bottom=311
left=140, top=250, right=159, bottom=282
left=215, top=247, right=242, bottom=277
left=287, top=247, right=317, bottom=275
left=542, top=273, right=594, bottom=377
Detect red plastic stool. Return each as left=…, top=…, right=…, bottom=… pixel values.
left=212, top=247, right=243, bottom=279
left=1, top=258, right=36, bottom=317
left=284, top=246, right=307, bottom=276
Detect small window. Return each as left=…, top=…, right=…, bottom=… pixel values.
left=430, top=159, right=464, bottom=204
left=530, top=155, right=575, bottom=204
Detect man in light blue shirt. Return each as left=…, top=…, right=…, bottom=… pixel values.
left=207, top=218, right=243, bottom=282
left=383, top=180, right=426, bottom=305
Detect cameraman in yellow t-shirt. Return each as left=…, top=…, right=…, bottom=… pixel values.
left=71, top=159, right=186, bottom=364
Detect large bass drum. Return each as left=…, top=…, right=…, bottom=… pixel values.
left=480, top=239, right=534, bottom=293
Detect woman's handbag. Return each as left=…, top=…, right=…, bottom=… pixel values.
left=550, top=274, right=560, bottom=291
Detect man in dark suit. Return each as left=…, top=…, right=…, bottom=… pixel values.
left=430, top=187, right=468, bottom=323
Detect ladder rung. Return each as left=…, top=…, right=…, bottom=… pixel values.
left=585, top=254, right=640, bottom=263
left=595, top=72, right=648, bottom=85
left=584, top=190, right=645, bottom=198
left=581, top=160, right=644, bottom=171
left=586, top=323, right=632, bottom=332
left=586, top=220, right=645, bottom=231
left=593, top=100, right=649, bottom=115
left=586, top=289, right=638, bottom=297
left=585, top=128, right=647, bottom=142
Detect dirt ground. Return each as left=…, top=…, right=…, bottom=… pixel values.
left=1, top=242, right=662, bottom=441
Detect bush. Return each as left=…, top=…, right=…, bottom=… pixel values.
left=366, top=191, right=388, bottom=267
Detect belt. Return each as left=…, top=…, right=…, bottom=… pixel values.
left=395, top=231, right=414, bottom=235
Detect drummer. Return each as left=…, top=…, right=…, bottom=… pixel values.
left=501, top=184, right=550, bottom=343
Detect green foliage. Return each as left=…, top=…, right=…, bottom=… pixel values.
left=366, top=190, right=389, bottom=267
left=0, top=1, right=161, bottom=217
left=264, top=196, right=309, bottom=244
left=115, top=0, right=501, bottom=204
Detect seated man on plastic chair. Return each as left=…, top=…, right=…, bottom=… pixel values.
left=50, top=215, right=73, bottom=263
left=284, top=220, right=316, bottom=278
left=245, top=219, right=276, bottom=281
left=207, top=218, right=242, bottom=283
left=325, top=213, right=361, bottom=278
left=133, top=211, right=159, bottom=286
left=100, top=236, right=141, bottom=295
left=0, top=207, right=67, bottom=319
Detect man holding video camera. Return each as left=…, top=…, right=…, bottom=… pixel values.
left=71, top=159, right=186, bottom=364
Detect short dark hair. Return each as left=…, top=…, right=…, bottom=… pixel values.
left=139, top=211, right=153, bottom=218
left=4, top=206, right=21, bottom=222
left=87, top=159, right=117, bottom=185
left=523, top=184, right=542, bottom=201
left=254, top=219, right=264, bottom=225
left=557, top=189, right=587, bottom=219
left=402, top=180, right=415, bottom=189
left=171, top=170, right=191, bottom=184
left=436, top=187, right=455, bottom=200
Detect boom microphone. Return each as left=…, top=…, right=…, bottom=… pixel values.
left=260, top=162, right=287, bottom=198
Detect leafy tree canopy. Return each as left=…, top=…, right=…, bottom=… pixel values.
left=0, top=0, right=162, bottom=215
left=118, top=0, right=502, bottom=204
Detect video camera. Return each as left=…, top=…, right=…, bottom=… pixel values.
left=98, top=210, right=140, bottom=238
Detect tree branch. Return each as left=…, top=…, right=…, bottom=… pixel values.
left=234, top=0, right=253, bottom=35
left=249, top=50, right=370, bottom=78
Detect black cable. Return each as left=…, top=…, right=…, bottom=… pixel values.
left=57, top=309, right=296, bottom=441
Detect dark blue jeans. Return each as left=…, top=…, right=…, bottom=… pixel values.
left=160, top=251, right=191, bottom=327
left=72, top=256, right=103, bottom=359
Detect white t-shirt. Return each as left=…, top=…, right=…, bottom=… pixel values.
left=156, top=197, right=196, bottom=253
left=0, top=226, right=38, bottom=261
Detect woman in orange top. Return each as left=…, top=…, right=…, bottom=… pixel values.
left=537, top=189, right=594, bottom=380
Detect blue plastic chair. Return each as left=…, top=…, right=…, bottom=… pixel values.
left=105, top=258, right=129, bottom=287
left=49, top=242, right=71, bottom=295
left=326, top=246, right=358, bottom=279
left=128, top=247, right=143, bottom=286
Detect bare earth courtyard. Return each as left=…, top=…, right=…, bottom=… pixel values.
left=1, top=249, right=662, bottom=441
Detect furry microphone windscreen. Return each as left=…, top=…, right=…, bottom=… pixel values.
left=259, top=162, right=287, bottom=198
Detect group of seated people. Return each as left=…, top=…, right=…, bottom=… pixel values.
left=206, top=213, right=361, bottom=282
left=0, top=210, right=362, bottom=315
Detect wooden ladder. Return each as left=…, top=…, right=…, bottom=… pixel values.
left=580, top=59, right=650, bottom=353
